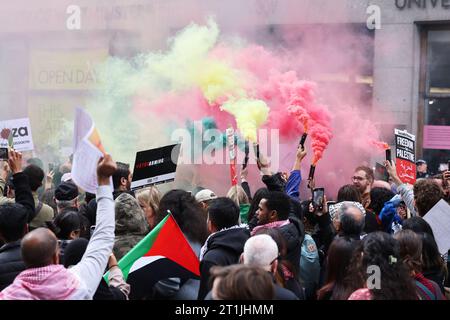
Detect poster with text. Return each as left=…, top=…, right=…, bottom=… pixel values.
left=394, top=129, right=416, bottom=185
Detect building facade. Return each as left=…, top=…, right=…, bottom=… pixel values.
left=0, top=0, right=449, bottom=172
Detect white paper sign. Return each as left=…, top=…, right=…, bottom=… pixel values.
left=0, top=118, right=34, bottom=151
left=423, top=199, right=450, bottom=256
left=71, top=107, right=111, bottom=194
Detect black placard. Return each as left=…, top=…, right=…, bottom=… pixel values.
left=131, top=144, right=181, bottom=191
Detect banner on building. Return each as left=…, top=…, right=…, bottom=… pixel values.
left=423, top=125, right=450, bottom=150
left=394, top=128, right=416, bottom=184
left=29, top=50, right=108, bottom=90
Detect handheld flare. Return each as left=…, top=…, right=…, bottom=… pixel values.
left=243, top=140, right=250, bottom=169
left=307, top=164, right=316, bottom=189
left=308, top=164, right=316, bottom=181
left=299, top=133, right=308, bottom=150
left=253, top=143, right=260, bottom=162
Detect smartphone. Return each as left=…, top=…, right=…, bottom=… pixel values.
left=385, top=148, right=391, bottom=162
left=313, top=188, right=325, bottom=211
left=0, top=148, right=8, bottom=160
left=48, top=163, right=54, bottom=172
left=448, top=160, right=450, bottom=171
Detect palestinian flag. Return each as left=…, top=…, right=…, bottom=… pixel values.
left=104, top=214, right=200, bottom=299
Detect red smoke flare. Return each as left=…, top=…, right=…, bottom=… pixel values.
left=264, top=71, right=332, bottom=164
left=371, top=140, right=390, bottom=151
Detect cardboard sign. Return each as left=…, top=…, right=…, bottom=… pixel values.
left=0, top=118, right=34, bottom=152
left=131, top=144, right=181, bottom=191
left=423, top=199, right=450, bottom=256
left=394, top=129, right=416, bottom=184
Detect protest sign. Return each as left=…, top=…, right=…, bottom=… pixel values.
left=71, top=107, right=109, bottom=194
left=423, top=199, right=450, bottom=256
left=0, top=118, right=34, bottom=151
left=394, top=129, right=416, bottom=184
left=131, top=144, right=181, bottom=191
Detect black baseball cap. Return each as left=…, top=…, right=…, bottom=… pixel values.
left=54, top=181, right=79, bottom=201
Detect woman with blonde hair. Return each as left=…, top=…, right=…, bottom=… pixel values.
left=135, top=186, right=161, bottom=230
left=226, top=185, right=250, bottom=224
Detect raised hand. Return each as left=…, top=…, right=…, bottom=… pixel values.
left=8, top=149, right=23, bottom=174
left=97, top=154, right=117, bottom=186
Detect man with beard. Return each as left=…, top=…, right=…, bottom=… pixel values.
left=352, top=166, right=374, bottom=210
left=112, top=162, right=133, bottom=199
left=252, top=191, right=304, bottom=276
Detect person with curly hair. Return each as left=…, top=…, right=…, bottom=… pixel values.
left=413, top=179, right=444, bottom=217
left=339, top=232, right=417, bottom=300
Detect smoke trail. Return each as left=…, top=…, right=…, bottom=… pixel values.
left=221, top=98, right=269, bottom=142
left=82, top=17, right=389, bottom=196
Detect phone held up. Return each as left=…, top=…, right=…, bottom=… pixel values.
left=0, top=148, right=8, bottom=161
left=385, top=148, right=391, bottom=163
left=313, top=187, right=325, bottom=211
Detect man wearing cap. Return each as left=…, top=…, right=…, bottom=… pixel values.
left=54, top=182, right=91, bottom=239
left=195, top=189, right=218, bottom=210
left=416, top=160, right=429, bottom=179
left=54, top=181, right=80, bottom=214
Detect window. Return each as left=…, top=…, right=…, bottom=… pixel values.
left=419, top=26, right=450, bottom=174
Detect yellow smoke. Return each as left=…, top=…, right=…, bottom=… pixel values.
left=147, top=18, right=243, bottom=103
left=221, top=98, right=269, bottom=142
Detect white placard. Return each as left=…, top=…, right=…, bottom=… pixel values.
left=423, top=199, right=450, bottom=256
left=0, top=118, right=34, bottom=151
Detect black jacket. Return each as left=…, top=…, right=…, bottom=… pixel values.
left=197, top=227, right=250, bottom=300
left=274, top=282, right=299, bottom=300
left=0, top=240, right=25, bottom=291
left=0, top=172, right=35, bottom=290
left=262, top=173, right=286, bottom=192
left=278, top=218, right=304, bottom=276
left=12, top=172, right=36, bottom=223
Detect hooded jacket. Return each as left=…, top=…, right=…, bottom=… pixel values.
left=197, top=226, right=250, bottom=300
left=113, top=193, right=149, bottom=260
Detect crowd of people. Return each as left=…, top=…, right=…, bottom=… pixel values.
left=0, top=143, right=449, bottom=300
